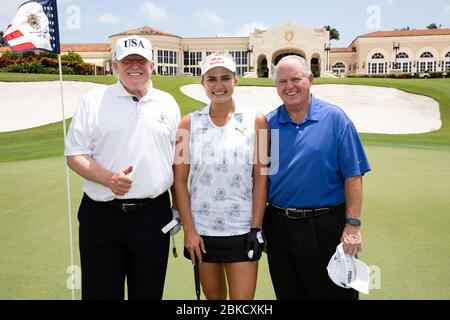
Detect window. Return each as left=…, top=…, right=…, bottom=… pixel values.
left=419, top=61, right=436, bottom=72
left=157, top=50, right=178, bottom=76
left=229, top=51, right=249, bottom=76
left=417, top=52, right=436, bottom=72
left=368, top=62, right=387, bottom=74
left=158, top=66, right=178, bottom=76
left=427, top=61, right=436, bottom=72
left=183, top=51, right=202, bottom=76
left=445, top=61, right=450, bottom=72
left=445, top=52, right=450, bottom=72
left=379, top=62, right=385, bottom=74
left=368, top=52, right=387, bottom=74
left=394, top=52, right=410, bottom=73
left=401, top=62, right=411, bottom=73
left=332, top=62, right=346, bottom=74
left=420, top=52, right=433, bottom=58
left=371, top=53, right=384, bottom=59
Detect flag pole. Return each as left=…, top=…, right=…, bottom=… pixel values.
left=58, top=53, right=75, bottom=300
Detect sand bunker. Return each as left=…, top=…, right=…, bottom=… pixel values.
left=180, top=84, right=441, bottom=134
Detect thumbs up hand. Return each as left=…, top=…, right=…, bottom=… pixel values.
left=109, top=165, right=133, bottom=196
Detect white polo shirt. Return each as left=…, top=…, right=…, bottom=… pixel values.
left=65, top=81, right=181, bottom=201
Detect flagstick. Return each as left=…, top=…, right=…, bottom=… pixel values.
left=58, top=54, right=75, bottom=300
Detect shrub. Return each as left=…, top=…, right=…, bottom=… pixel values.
left=40, top=57, right=58, bottom=68
left=61, top=52, right=83, bottom=63
left=0, top=53, right=94, bottom=75
left=429, top=71, right=445, bottom=78
left=1, top=51, right=22, bottom=59
left=2, top=62, right=47, bottom=73
left=347, top=73, right=414, bottom=79
left=311, top=64, right=321, bottom=78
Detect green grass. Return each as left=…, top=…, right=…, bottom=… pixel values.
left=0, top=156, right=275, bottom=299
left=1, top=147, right=449, bottom=299
left=1, top=74, right=450, bottom=163
left=1, top=73, right=450, bottom=299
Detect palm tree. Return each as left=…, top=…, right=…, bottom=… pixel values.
left=324, top=25, right=340, bottom=41
left=0, top=31, right=6, bottom=46
left=426, top=23, right=441, bottom=29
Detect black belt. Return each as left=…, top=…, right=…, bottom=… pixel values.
left=269, top=203, right=339, bottom=219
left=106, top=197, right=154, bottom=213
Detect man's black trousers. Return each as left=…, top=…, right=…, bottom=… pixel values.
left=264, top=203, right=358, bottom=300
left=78, top=192, right=171, bottom=300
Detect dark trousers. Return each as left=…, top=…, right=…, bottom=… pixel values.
left=78, top=192, right=172, bottom=300
left=263, top=203, right=358, bottom=300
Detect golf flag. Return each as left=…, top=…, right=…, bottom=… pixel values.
left=2, top=0, right=60, bottom=54
left=3, top=0, right=75, bottom=299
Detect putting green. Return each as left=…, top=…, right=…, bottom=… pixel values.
left=1, top=145, right=449, bottom=299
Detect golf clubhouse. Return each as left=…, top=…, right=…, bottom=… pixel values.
left=3, top=21, right=450, bottom=77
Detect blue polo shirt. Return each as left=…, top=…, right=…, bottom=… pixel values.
left=266, top=95, right=371, bottom=208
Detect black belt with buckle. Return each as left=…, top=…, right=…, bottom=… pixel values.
left=107, top=198, right=154, bottom=213
left=269, top=203, right=338, bottom=219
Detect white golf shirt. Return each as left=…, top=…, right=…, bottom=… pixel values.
left=189, top=104, right=257, bottom=236
left=65, top=81, right=181, bottom=201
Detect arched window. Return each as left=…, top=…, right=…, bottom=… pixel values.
left=371, top=53, right=384, bottom=59
left=420, top=52, right=433, bottom=58
left=445, top=52, right=450, bottom=72
left=332, top=62, right=346, bottom=75
left=394, top=52, right=410, bottom=72
left=333, top=62, right=345, bottom=68
left=418, top=51, right=436, bottom=72
left=369, top=53, right=387, bottom=74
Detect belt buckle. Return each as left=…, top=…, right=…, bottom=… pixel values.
left=122, top=203, right=136, bottom=213
left=303, top=209, right=313, bottom=218
left=285, top=208, right=295, bottom=218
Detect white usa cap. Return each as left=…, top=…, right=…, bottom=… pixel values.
left=327, top=243, right=370, bottom=294
left=114, top=36, right=153, bottom=61
left=201, top=53, right=236, bottom=76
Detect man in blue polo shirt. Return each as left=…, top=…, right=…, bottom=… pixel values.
left=264, top=55, right=371, bottom=300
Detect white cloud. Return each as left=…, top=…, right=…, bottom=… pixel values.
left=385, top=0, right=395, bottom=5
left=138, top=1, right=168, bottom=22
left=99, top=12, right=121, bottom=25
left=236, top=22, right=267, bottom=36
left=194, top=9, right=224, bottom=28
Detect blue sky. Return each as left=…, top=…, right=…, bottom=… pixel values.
left=2, top=0, right=450, bottom=47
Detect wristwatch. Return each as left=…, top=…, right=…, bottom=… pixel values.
left=345, top=218, right=362, bottom=226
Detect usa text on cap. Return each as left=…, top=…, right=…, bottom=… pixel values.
left=114, top=36, right=153, bottom=61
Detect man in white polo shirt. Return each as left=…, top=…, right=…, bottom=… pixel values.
left=65, top=35, right=181, bottom=300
